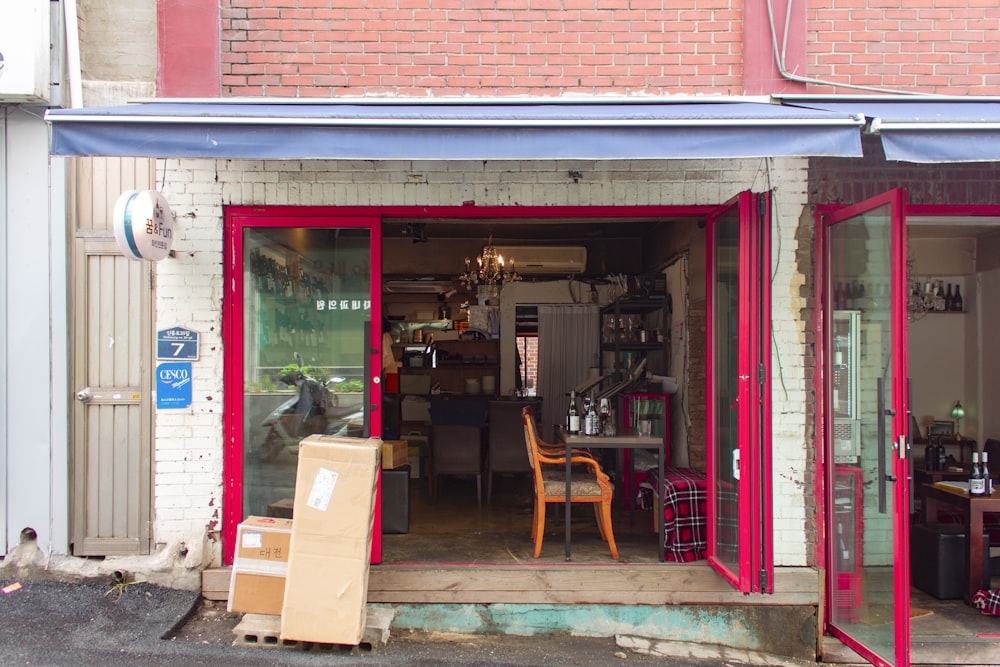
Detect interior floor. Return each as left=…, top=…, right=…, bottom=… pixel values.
left=380, top=472, right=662, bottom=565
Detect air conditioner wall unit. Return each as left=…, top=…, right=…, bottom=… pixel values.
left=0, top=0, right=52, bottom=103
left=494, top=246, right=587, bottom=274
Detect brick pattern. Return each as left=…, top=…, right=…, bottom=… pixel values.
left=810, top=136, right=1000, bottom=206
left=218, top=1, right=1000, bottom=98
left=807, top=4, right=1000, bottom=95
left=220, top=0, right=744, bottom=97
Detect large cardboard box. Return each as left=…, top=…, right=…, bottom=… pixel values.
left=280, top=435, right=381, bottom=645
left=227, top=516, right=293, bottom=615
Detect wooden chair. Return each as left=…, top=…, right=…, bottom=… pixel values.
left=521, top=406, right=618, bottom=560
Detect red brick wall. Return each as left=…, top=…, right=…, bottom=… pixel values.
left=218, top=1, right=1000, bottom=98
left=806, top=2, right=1000, bottom=95
left=220, top=0, right=745, bottom=97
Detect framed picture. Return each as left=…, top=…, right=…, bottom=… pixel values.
left=929, top=420, right=955, bottom=437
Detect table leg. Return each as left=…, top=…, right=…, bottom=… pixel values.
left=565, top=439, right=572, bottom=562
left=658, top=444, right=665, bottom=562
left=968, top=507, right=986, bottom=603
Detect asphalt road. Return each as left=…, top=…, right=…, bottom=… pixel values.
left=0, top=576, right=800, bottom=666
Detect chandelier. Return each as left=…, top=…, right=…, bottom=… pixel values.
left=459, top=236, right=521, bottom=290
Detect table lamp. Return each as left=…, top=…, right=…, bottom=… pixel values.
left=950, top=401, right=965, bottom=439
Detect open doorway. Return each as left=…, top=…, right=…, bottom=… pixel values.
left=903, top=211, right=1000, bottom=663
left=379, top=212, right=705, bottom=566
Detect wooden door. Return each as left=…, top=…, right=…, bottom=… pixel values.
left=70, top=157, right=154, bottom=556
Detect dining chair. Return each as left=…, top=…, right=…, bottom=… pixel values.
left=521, top=406, right=618, bottom=559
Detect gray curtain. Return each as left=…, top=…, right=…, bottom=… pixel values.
left=537, top=304, right=599, bottom=440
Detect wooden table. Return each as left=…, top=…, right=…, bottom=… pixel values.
left=560, top=429, right=665, bottom=562
left=919, top=483, right=1000, bottom=601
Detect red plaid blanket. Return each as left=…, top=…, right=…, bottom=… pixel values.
left=645, top=466, right=708, bottom=562
left=972, top=588, right=1000, bottom=616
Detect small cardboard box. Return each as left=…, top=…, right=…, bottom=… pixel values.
left=227, top=516, right=293, bottom=616
left=281, top=435, right=381, bottom=646
left=381, top=439, right=409, bottom=469
left=400, top=395, right=431, bottom=423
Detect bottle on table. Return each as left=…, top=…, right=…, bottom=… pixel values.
left=982, top=450, right=993, bottom=495
left=584, top=397, right=600, bottom=436
left=566, top=390, right=580, bottom=435
left=970, top=451, right=986, bottom=496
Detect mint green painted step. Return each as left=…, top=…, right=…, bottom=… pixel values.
left=376, top=603, right=816, bottom=661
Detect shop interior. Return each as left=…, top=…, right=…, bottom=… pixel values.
left=375, top=215, right=703, bottom=566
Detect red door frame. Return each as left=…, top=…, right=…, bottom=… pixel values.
left=816, top=189, right=910, bottom=667
left=221, top=204, right=715, bottom=564
left=705, top=191, right=773, bottom=594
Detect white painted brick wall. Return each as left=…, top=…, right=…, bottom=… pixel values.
left=154, top=157, right=815, bottom=568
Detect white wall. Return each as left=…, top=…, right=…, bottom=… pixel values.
left=2, top=107, right=69, bottom=555
left=160, top=156, right=814, bottom=567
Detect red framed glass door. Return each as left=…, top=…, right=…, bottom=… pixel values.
left=705, top=191, right=772, bottom=593
left=222, top=209, right=382, bottom=563
left=822, top=190, right=910, bottom=667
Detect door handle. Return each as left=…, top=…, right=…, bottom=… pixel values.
left=76, top=387, right=93, bottom=403
left=877, top=377, right=887, bottom=514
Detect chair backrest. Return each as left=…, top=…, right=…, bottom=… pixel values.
left=488, top=400, right=537, bottom=473
left=522, top=406, right=543, bottom=480
left=985, top=439, right=1000, bottom=468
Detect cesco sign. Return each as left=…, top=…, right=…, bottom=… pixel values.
left=113, top=190, right=174, bottom=261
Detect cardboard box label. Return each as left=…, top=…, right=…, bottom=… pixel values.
left=307, top=467, right=338, bottom=511
left=241, top=531, right=263, bottom=549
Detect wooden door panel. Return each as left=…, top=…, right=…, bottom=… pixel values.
left=71, top=157, right=153, bottom=556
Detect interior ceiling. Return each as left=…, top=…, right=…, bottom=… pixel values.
left=382, top=217, right=697, bottom=242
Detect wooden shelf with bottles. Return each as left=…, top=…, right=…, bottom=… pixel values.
left=599, top=296, right=669, bottom=382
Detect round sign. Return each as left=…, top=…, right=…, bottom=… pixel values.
left=113, top=190, right=175, bottom=261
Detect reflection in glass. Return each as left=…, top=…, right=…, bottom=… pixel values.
left=827, top=204, right=896, bottom=662
left=242, top=227, right=370, bottom=518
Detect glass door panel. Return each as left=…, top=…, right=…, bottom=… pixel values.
left=708, top=199, right=743, bottom=583
left=706, top=191, right=770, bottom=593
left=824, top=190, right=909, bottom=667
left=239, top=226, right=373, bottom=518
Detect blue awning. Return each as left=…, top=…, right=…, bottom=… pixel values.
left=780, top=97, right=1000, bottom=163
left=45, top=99, right=863, bottom=160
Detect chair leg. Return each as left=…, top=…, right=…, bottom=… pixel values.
left=486, top=472, right=493, bottom=505
left=533, top=498, right=546, bottom=557
left=600, top=500, right=619, bottom=560
left=476, top=474, right=482, bottom=508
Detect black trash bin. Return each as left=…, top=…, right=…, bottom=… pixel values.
left=910, top=523, right=989, bottom=599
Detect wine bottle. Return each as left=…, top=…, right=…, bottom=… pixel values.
left=945, top=283, right=953, bottom=311
left=566, top=391, right=580, bottom=434
left=952, top=285, right=963, bottom=312
left=585, top=398, right=600, bottom=436
left=925, top=443, right=935, bottom=471
left=982, top=450, right=993, bottom=495
left=970, top=451, right=986, bottom=496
